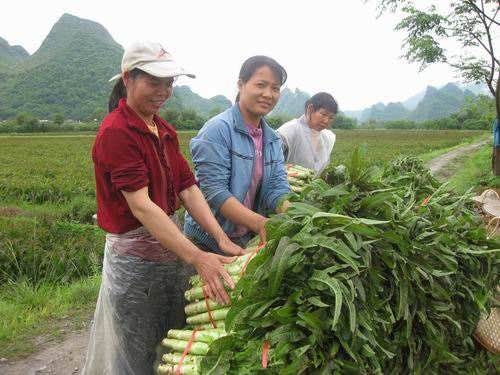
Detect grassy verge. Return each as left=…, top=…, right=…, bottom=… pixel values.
left=419, top=134, right=489, bottom=163
left=0, top=275, right=100, bottom=359
left=0, top=213, right=104, bottom=359
left=448, top=144, right=500, bottom=193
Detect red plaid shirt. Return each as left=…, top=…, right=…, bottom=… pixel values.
left=92, top=99, right=196, bottom=234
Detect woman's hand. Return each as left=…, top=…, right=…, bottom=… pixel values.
left=253, top=216, right=268, bottom=244
left=217, top=237, right=245, bottom=256
left=192, top=252, right=236, bottom=304
left=276, top=199, right=290, bottom=214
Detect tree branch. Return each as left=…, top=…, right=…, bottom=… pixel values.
left=473, top=0, right=499, bottom=97
left=489, top=5, right=500, bottom=28
left=465, top=0, right=500, bottom=26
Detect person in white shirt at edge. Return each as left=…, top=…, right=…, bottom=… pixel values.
left=277, top=92, right=338, bottom=176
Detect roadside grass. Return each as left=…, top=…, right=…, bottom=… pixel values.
left=419, top=134, right=489, bottom=163
left=448, top=144, right=500, bottom=193
left=0, top=275, right=101, bottom=359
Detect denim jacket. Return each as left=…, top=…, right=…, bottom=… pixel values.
left=184, top=104, right=290, bottom=252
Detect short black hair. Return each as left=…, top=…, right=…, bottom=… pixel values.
left=239, top=55, right=287, bottom=85
left=305, top=92, right=338, bottom=114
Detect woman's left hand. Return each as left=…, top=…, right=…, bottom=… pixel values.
left=217, top=237, right=246, bottom=256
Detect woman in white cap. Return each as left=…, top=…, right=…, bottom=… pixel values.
left=82, top=42, right=244, bottom=375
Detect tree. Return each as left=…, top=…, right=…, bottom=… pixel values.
left=53, top=113, right=64, bottom=126
left=333, top=114, right=357, bottom=129
left=372, top=0, right=500, bottom=172
left=15, top=112, right=29, bottom=126
left=266, top=115, right=292, bottom=129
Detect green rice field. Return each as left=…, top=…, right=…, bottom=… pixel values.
left=0, top=129, right=486, bottom=209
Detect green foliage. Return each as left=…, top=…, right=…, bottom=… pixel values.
left=265, top=114, right=293, bottom=129
left=0, top=120, right=100, bottom=133
left=374, top=0, right=499, bottom=117
left=14, top=112, right=39, bottom=129
left=53, top=113, right=64, bottom=126
left=161, top=107, right=208, bottom=130
left=202, top=153, right=500, bottom=373
left=456, top=95, right=497, bottom=129
left=448, top=143, right=500, bottom=193
left=0, top=275, right=101, bottom=358
left=333, top=113, right=357, bottom=129
left=0, top=217, right=105, bottom=285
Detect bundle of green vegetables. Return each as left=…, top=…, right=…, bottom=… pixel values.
left=201, top=152, right=500, bottom=374
left=286, top=164, right=315, bottom=193
left=156, top=251, right=258, bottom=374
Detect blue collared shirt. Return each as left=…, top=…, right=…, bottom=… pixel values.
left=184, top=104, right=290, bottom=252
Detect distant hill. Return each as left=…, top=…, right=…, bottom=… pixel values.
left=0, top=37, right=29, bottom=70
left=0, top=13, right=487, bottom=123
left=0, top=14, right=122, bottom=120
left=410, top=83, right=475, bottom=121
left=167, top=85, right=232, bottom=117
left=272, top=88, right=311, bottom=118
left=402, top=90, right=426, bottom=110
left=0, top=14, right=232, bottom=120
left=346, top=83, right=477, bottom=123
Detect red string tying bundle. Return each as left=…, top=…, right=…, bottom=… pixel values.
left=175, top=328, right=198, bottom=375
left=202, top=286, right=218, bottom=329
left=262, top=340, right=270, bottom=368
left=239, top=242, right=266, bottom=277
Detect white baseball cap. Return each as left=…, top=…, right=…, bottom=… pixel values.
left=109, top=41, right=195, bottom=81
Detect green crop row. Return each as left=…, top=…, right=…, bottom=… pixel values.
left=0, top=217, right=105, bottom=286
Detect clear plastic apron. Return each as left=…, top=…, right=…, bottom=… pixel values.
left=82, top=222, right=195, bottom=375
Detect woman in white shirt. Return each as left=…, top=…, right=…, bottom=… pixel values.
left=277, top=92, right=338, bottom=175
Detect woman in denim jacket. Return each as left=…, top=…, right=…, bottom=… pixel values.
left=184, top=55, right=291, bottom=252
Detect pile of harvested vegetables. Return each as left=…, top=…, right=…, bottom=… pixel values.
left=156, top=251, right=260, bottom=374
left=160, top=155, right=500, bottom=374
left=286, top=163, right=314, bottom=193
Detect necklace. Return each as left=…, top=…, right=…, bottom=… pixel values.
left=145, top=119, right=159, bottom=137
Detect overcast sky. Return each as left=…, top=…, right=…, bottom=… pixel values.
left=0, top=0, right=461, bottom=110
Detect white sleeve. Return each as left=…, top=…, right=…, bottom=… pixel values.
left=325, top=130, right=336, bottom=153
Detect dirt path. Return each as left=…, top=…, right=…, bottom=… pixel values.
left=0, top=139, right=490, bottom=375
left=427, top=139, right=489, bottom=178
left=0, top=326, right=90, bottom=375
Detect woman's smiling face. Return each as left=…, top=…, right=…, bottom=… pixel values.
left=237, top=65, right=281, bottom=125
left=124, top=70, right=174, bottom=118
